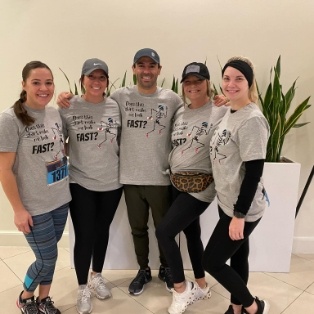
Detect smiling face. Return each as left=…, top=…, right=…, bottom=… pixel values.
left=22, top=68, right=54, bottom=110
left=82, top=69, right=108, bottom=102
left=132, top=56, right=161, bottom=94
left=222, top=66, right=250, bottom=106
left=182, top=75, right=209, bottom=105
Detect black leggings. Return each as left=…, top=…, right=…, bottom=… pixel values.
left=203, top=207, right=260, bottom=307
left=70, top=183, right=123, bottom=285
left=156, top=187, right=209, bottom=283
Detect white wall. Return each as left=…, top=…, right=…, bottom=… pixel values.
left=0, top=0, right=313, bottom=252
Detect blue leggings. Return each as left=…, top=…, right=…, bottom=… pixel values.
left=23, top=203, right=69, bottom=292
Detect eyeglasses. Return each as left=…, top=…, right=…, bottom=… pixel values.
left=87, top=74, right=107, bottom=82
left=183, top=79, right=205, bottom=86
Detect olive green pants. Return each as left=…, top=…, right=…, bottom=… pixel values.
left=123, top=185, right=172, bottom=269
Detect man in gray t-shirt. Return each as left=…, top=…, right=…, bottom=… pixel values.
left=57, top=48, right=182, bottom=295
left=110, top=48, right=182, bottom=295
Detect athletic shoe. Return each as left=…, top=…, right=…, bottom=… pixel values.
left=168, top=281, right=197, bottom=314
left=254, top=297, right=270, bottom=314
left=158, top=265, right=174, bottom=292
left=194, top=282, right=211, bottom=301
left=243, top=297, right=270, bottom=314
left=37, top=296, right=60, bottom=314
left=224, top=304, right=245, bottom=314
left=76, top=285, right=92, bottom=314
left=128, top=268, right=152, bottom=295
left=88, top=273, right=111, bottom=300
left=16, top=291, right=39, bottom=314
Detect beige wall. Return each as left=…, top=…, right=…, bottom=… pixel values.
left=0, top=0, right=313, bottom=251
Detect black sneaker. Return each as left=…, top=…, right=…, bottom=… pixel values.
left=158, top=265, right=174, bottom=292
left=128, top=268, right=152, bottom=295
left=224, top=305, right=245, bottom=314
left=36, top=296, right=60, bottom=314
left=16, top=291, right=39, bottom=314
left=255, top=297, right=270, bottom=314
left=243, top=297, right=270, bottom=314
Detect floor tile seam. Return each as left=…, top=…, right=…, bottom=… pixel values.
left=280, top=290, right=310, bottom=313
left=1, top=260, right=24, bottom=283
left=1, top=249, right=32, bottom=261
left=112, top=286, right=155, bottom=313
left=262, top=271, right=311, bottom=290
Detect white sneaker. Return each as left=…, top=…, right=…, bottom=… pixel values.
left=194, top=282, right=211, bottom=301
left=88, top=273, right=111, bottom=300
left=77, top=285, right=92, bottom=314
left=168, top=281, right=197, bottom=314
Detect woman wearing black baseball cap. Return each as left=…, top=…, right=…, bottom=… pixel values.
left=156, top=62, right=228, bottom=314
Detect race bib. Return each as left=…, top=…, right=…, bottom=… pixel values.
left=46, top=156, right=69, bottom=185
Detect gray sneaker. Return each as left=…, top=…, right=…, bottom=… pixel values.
left=16, top=292, right=39, bottom=314
left=88, top=273, right=111, bottom=300
left=76, top=285, right=92, bottom=314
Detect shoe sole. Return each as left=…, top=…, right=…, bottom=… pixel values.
left=128, top=277, right=152, bottom=296
left=262, top=300, right=270, bottom=314
left=195, top=290, right=211, bottom=301
left=89, top=287, right=112, bottom=300
left=158, top=274, right=173, bottom=293
left=76, top=304, right=93, bottom=314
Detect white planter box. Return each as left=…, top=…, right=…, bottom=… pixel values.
left=69, top=162, right=300, bottom=272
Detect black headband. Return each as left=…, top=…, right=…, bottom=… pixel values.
left=222, top=60, right=254, bottom=87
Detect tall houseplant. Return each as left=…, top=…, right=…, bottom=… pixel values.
left=257, top=56, right=311, bottom=162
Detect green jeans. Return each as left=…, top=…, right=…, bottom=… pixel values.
left=123, top=184, right=172, bottom=269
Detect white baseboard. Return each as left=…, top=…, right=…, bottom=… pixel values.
left=0, top=231, right=70, bottom=248
left=293, top=237, right=314, bottom=254
left=1, top=232, right=314, bottom=254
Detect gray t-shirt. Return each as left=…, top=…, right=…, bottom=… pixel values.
left=0, top=105, right=71, bottom=216
left=169, top=102, right=228, bottom=203
left=59, top=96, right=122, bottom=191
left=111, top=86, right=183, bottom=185
left=209, top=103, right=270, bottom=222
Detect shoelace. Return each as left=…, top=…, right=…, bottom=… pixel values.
left=24, top=301, right=38, bottom=314
left=92, top=276, right=106, bottom=290
left=134, top=270, right=147, bottom=284
left=41, top=298, right=57, bottom=312
left=79, top=288, right=91, bottom=302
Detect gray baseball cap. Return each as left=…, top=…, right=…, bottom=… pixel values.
left=81, top=58, right=109, bottom=77
left=133, top=48, right=160, bottom=64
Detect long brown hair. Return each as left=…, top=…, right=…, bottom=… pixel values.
left=13, top=61, right=53, bottom=126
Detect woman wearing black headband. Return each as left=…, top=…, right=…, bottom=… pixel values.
left=204, top=57, right=270, bottom=314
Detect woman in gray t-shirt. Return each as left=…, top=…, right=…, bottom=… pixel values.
left=204, top=57, right=270, bottom=314
left=0, top=61, right=71, bottom=314
left=156, top=62, right=228, bottom=314
left=58, top=58, right=123, bottom=314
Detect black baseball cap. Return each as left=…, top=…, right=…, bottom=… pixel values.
left=181, top=62, right=210, bottom=82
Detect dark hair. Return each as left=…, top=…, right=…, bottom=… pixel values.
left=13, top=61, right=53, bottom=126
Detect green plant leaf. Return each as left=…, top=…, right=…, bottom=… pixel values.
left=59, top=68, right=73, bottom=94
left=258, top=56, right=311, bottom=162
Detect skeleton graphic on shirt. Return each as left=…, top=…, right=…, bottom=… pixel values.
left=51, top=122, right=64, bottom=160
left=97, top=117, right=119, bottom=148
left=182, top=121, right=210, bottom=154
left=146, top=104, right=168, bottom=137
left=210, top=128, right=231, bottom=162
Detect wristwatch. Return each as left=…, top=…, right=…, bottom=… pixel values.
left=233, top=211, right=246, bottom=219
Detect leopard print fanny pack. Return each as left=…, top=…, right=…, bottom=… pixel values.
left=170, top=171, right=214, bottom=193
